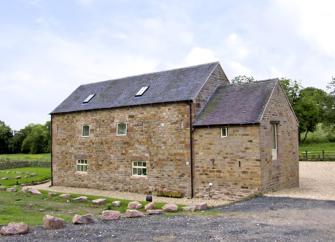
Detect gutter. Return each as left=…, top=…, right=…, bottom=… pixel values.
left=189, top=102, right=194, bottom=198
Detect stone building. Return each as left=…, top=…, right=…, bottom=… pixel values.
left=51, top=62, right=299, bottom=200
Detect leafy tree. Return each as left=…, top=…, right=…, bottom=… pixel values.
left=8, top=130, right=26, bottom=153
left=279, top=79, right=301, bottom=107
left=0, top=121, right=12, bottom=154
left=327, top=77, right=335, bottom=96
left=231, top=75, right=255, bottom=84
left=21, top=123, right=49, bottom=154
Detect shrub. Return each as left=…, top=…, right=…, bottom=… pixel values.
left=155, top=190, right=184, bottom=198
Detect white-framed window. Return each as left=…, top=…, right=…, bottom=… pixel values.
left=76, top=160, right=88, bottom=172
left=272, top=123, right=278, bottom=160
left=82, top=125, right=90, bottom=137
left=116, top=122, right=127, bottom=136
left=132, top=161, right=147, bottom=176
left=221, top=127, right=228, bottom=137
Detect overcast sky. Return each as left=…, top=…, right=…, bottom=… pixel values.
left=1, top=0, right=335, bottom=130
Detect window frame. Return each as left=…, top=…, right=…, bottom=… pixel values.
left=132, top=161, right=147, bottom=177
left=116, top=122, right=127, bottom=136
left=81, top=125, right=90, bottom=137
left=76, top=159, right=88, bottom=173
left=271, top=123, right=278, bottom=160
left=221, top=127, right=228, bottom=137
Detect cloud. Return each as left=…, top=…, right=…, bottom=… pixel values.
left=184, top=47, right=218, bottom=65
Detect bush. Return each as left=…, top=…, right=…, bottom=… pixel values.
left=155, top=190, right=184, bottom=198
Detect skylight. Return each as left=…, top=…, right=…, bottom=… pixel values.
left=82, top=94, right=95, bottom=104
left=135, top=86, right=149, bottom=97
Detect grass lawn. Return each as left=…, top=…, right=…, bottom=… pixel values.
left=0, top=167, right=51, bottom=187
left=0, top=153, right=51, bottom=162
left=0, top=190, right=167, bottom=225
left=299, top=142, right=335, bottom=152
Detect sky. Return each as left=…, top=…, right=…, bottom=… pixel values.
left=1, top=0, right=335, bottom=130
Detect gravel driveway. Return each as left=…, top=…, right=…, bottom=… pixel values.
left=3, top=196, right=335, bottom=242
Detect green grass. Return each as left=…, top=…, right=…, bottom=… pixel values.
left=0, top=190, right=178, bottom=225
left=0, top=153, right=51, bottom=162
left=299, top=142, right=335, bottom=152
left=0, top=167, right=51, bottom=187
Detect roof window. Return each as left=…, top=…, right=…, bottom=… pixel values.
left=135, top=86, right=149, bottom=97
left=82, top=94, right=95, bottom=104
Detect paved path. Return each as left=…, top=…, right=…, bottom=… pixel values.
left=4, top=197, right=335, bottom=242
left=26, top=182, right=230, bottom=206
left=266, top=161, right=335, bottom=200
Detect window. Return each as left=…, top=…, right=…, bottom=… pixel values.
left=132, top=161, right=147, bottom=176
left=116, top=122, right=127, bottom=136
left=221, top=127, right=228, bottom=137
left=135, top=86, right=149, bottom=96
left=76, top=160, right=88, bottom=172
left=82, top=125, right=90, bottom=137
left=82, top=94, right=95, bottom=103
left=272, top=123, right=278, bottom=160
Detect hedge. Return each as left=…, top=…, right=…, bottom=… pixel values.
left=0, top=160, right=50, bottom=170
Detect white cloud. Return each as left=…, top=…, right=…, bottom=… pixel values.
left=184, top=47, right=218, bottom=66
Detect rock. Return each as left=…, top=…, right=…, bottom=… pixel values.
left=144, top=202, right=155, bottom=211
left=92, top=198, right=106, bottom=205
left=162, top=203, right=178, bottom=212
left=195, top=202, right=208, bottom=211
left=15, top=176, right=21, bottom=179
left=6, top=187, right=17, bottom=192
left=112, top=201, right=121, bottom=207
left=72, top=214, right=94, bottom=224
left=43, top=215, right=65, bottom=230
left=0, top=186, right=6, bottom=191
left=1, top=177, right=8, bottom=180
left=183, top=205, right=196, bottom=212
left=125, top=209, right=145, bottom=218
left=30, top=188, right=42, bottom=195
left=0, top=222, right=29, bottom=235
left=21, top=187, right=30, bottom=193
left=48, top=192, right=57, bottom=196
left=59, top=193, right=70, bottom=198
left=127, top=201, right=142, bottom=209
left=101, top=210, right=121, bottom=220
left=147, top=209, right=163, bottom=215
left=73, top=196, right=88, bottom=202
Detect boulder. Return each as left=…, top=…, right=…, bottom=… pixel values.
left=0, top=186, right=6, bottom=191
left=1, top=177, right=8, bottom=180
left=43, top=215, right=65, bottom=230
left=101, top=210, right=121, bottom=220
left=182, top=205, right=196, bottom=212
left=125, top=209, right=145, bottom=218
left=195, top=202, right=208, bottom=211
left=112, top=201, right=121, bottom=207
left=21, top=187, right=30, bottom=193
left=30, top=188, right=42, bottom=195
left=162, top=203, right=178, bottom=212
left=147, top=209, right=163, bottom=215
left=0, top=222, right=29, bottom=235
left=6, top=187, right=17, bottom=192
left=127, top=201, right=142, bottom=209
left=59, top=193, right=70, bottom=199
left=92, top=198, right=106, bottom=205
left=144, top=202, right=155, bottom=211
left=73, top=196, right=88, bottom=202
left=15, top=176, right=21, bottom=179
left=72, top=214, right=94, bottom=224
left=48, top=192, right=57, bottom=197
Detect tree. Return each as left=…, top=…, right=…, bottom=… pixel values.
left=279, top=78, right=301, bottom=108
left=0, top=121, right=13, bottom=154
left=231, top=75, right=255, bottom=84
left=327, top=77, right=335, bottom=96
left=21, top=123, right=49, bottom=154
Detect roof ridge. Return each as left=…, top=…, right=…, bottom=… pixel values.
left=218, top=78, right=278, bottom=88
left=80, top=62, right=220, bottom=87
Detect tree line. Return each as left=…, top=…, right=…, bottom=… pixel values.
left=0, top=121, right=50, bottom=154
left=232, top=76, right=335, bottom=142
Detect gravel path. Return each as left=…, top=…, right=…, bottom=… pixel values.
left=26, top=183, right=230, bottom=207
left=3, top=196, right=335, bottom=242
left=266, top=161, right=335, bottom=200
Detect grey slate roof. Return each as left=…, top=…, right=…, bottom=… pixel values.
left=193, top=79, right=278, bottom=126
left=51, top=62, right=219, bottom=114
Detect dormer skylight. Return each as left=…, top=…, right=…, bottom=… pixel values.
left=82, top=93, right=95, bottom=104
left=135, top=86, right=149, bottom=97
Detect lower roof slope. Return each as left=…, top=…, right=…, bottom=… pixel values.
left=194, top=79, right=278, bottom=126
left=51, top=62, right=219, bottom=114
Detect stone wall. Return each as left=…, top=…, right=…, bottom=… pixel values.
left=193, top=64, right=229, bottom=117
left=259, top=83, right=299, bottom=191
left=193, top=125, right=262, bottom=200
left=52, top=102, right=192, bottom=197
